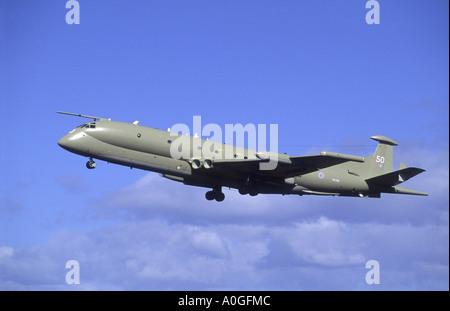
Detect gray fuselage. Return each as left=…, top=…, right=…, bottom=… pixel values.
left=58, top=120, right=381, bottom=197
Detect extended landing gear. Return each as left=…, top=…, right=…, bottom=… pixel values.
left=205, top=186, right=225, bottom=202
left=86, top=158, right=96, bottom=169
left=238, top=176, right=258, bottom=196
left=238, top=186, right=258, bottom=196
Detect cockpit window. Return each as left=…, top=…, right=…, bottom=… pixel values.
left=76, top=123, right=96, bottom=129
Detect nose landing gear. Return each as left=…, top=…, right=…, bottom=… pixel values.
left=86, top=158, right=96, bottom=169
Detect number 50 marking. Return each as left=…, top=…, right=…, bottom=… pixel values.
left=376, top=156, right=385, bottom=163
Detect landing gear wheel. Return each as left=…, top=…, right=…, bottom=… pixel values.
left=238, top=186, right=249, bottom=195
left=205, top=191, right=215, bottom=201
left=215, top=192, right=225, bottom=202
left=249, top=189, right=258, bottom=196
left=205, top=187, right=225, bottom=202
left=86, top=159, right=96, bottom=169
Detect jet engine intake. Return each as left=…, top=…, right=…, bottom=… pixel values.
left=191, top=159, right=203, bottom=169
left=203, top=159, right=213, bottom=169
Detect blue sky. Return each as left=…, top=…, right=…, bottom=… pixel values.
left=0, top=0, right=448, bottom=290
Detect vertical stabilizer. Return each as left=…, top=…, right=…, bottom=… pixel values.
left=364, top=135, right=398, bottom=178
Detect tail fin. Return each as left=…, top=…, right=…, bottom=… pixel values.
left=364, top=135, right=398, bottom=178
left=363, top=136, right=428, bottom=196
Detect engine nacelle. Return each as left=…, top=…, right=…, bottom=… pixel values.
left=191, top=159, right=202, bottom=169
left=203, top=159, right=213, bottom=169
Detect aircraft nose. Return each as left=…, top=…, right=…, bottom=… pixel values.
left=57, top=131, right=91, bottom=156
left=57, top=132, right=79, bottom=152
left=58, top=136, right=69, bottom=149
left=58, top=135, right=70, bottom=149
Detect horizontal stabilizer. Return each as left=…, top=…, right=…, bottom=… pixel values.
left=390, top=186, right=428, bottom=196
left=366, top=167, right=426, bottom=186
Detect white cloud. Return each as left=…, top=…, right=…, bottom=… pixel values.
left=286, top=217, right=366, bottom=266
left=190, top=229, right=231, bottom=258
left=0, top=215, right=447, bottom=290
left=0, top=246, right=14, bottom=259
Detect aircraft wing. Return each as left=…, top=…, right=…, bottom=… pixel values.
left=288, top=153, right=364, bottom=171
left=209, top=152, right=364, bottom=178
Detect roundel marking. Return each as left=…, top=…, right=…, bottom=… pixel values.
left=318, top=172, right=325, bottom=179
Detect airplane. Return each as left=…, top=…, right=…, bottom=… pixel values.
left=57, top=111, right=428, bottom=201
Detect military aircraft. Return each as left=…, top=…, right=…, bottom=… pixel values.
left=57, top=111, right=428, bottom=201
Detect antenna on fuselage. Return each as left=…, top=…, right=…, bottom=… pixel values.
left=56, top=111, right=111, bottom=122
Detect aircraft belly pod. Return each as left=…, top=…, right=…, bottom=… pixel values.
left=57, top=112, right=428, bottom=202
